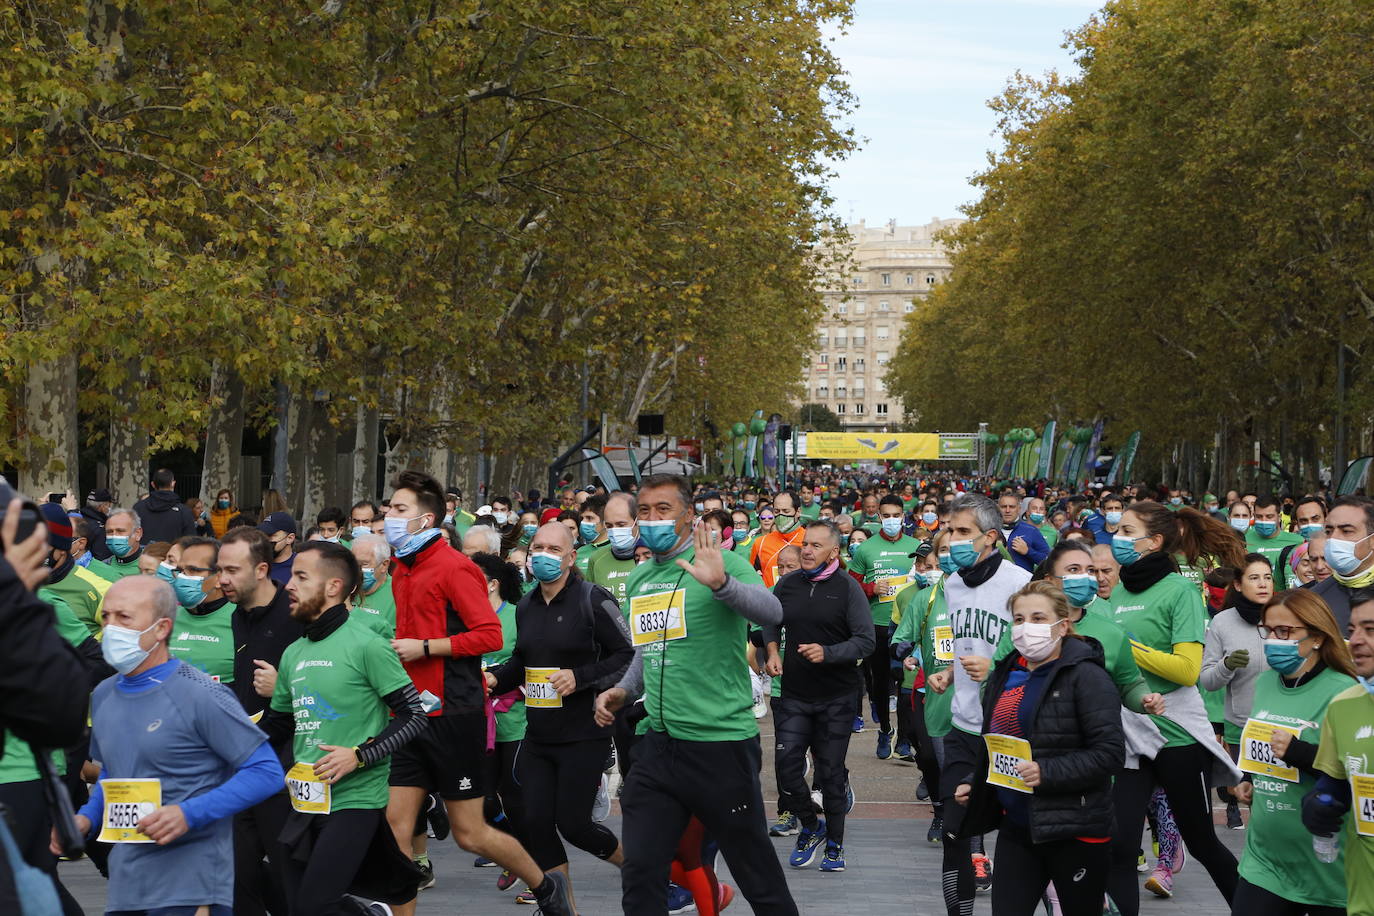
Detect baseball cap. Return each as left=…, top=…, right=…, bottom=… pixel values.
left=88, top=487, right=114, bottom=503
left=258, top=512, right=298, bottom=537
left=40, top=502, right=73, bottom=550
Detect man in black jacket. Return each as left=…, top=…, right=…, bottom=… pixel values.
left=132, top=468, right=196, bottom=544
left=763, top=520, right=875, bottom=874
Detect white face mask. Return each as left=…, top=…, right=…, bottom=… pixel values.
left=493, top=511, right=509, bottom=525
left=1011, top=621, right=1062, bottom=663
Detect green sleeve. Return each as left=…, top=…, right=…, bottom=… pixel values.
left=724, top=549, right=764, bottom=586
left=45, top=594, right=95, bottom=649
left=892, top=587, right=922, bottom=647
left=363, top=631, right=413, bottom=697
left=1313, top=703, right=1346, bottom=779
left=848, top=545, right=872, bottom=580
left=1120, top=674, right=1150, bottom=714
left=270, top=647, right=294, bottom=713
left=993, top=621, right=1015, bottom=663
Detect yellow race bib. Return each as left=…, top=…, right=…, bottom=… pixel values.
left=524, top=667, right=563, bottom=708
left=984, top=735, right=1033, bottom=794
left=933, top=626, right=955, bottom=663
left=628, top=590, right=687, bottom=647
left=1353, top=773, right=1374, bottom=838
left=285, top=761, right=331, bottom=815
left=876, top=575, right=905, bottom=603
left=1238, top=718, right=1302, bottom=782
left=98, top=778, right=161, bottom=843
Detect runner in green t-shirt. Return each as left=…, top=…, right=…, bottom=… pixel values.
left=1230, top=590, right=1357, bottom=912
left=1308, top=593, right=1374, bottom=916
left=101, top=507, right=147, bottom=579
left=575, top=494, right=610, bottom=575
left=846, top=494, right=920, bottom=757
left=167, top=538, right=237, bottom=683
left=1247, top=496, right=1304, bottom=590
left=588, top=493, right=640, bottom=608
left=591, top=474, right=797, bottom=914
left=349, top=534, right=397, bottom=638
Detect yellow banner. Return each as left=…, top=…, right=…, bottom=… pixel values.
left=804, top=432, right=940, bottom=460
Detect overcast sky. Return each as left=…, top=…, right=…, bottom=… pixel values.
left=823, top=0, right=1103, bottom=226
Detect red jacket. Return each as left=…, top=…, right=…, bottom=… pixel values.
left=391, top=534, right=502, bottom=716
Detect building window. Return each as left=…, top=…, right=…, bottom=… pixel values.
left=837, top=303, right=847, bottom=314
left=877, top=325, right=890, bottom=340
left=818, top=354, right=828, bottom=366
left=852, top=275, right=864, bottom=286
left=926, top=274, right=937, bottom=286
left=878, top=300, right=890, bottom=312
left=855, top=302, right=866, bottom=315
left=905, top=274, right=914, bottom=285
left=836, top=385, right=847, bottom=399
left=817, top=385, right=828, bottom=399
left=877, top=351, right=890, bottom=365
left=880, top=273, right=891, bottom=286
left=904, top=302, right=914, bottom=313
left=836, top=356, right=846, bottom=371
left=877, top=403, right=889, bottom=416
left=853, top=358, right=865, bottom=373
left=854, top=403, right=865, bottom=415
left=853, top=335, right=866, bottom=348
left=854, top=388, right=865, bottom=400
left=834, top=334, right=847, bottom=348
left=836, top=403, right=846, bottom=415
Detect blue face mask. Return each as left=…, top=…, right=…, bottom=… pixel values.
left=744, top=501, right=756, bottom=511
left=579, top=521, right=600, bottom=544
left=913, top=572, right=930, bottom=589
left=949, top=538, right=980, bottom=570
left=938, top=554, right=958, bottom=575
left=156, top=561, right=176, bottom=584
left=101, top=621, right=160, bottom=675
left=813, top=495, right=822, bottom=506
left=522, top=523, right=538, bottom=540
left=1327, top=533, right=1374, bottom=575
left=607, top=526, right=637, bottom=552
left=352, top=525, right=371, bottom=541
left=921, top=511, right=937, bottom=525
left=1253, top=520, right=1278, bottom=538
left=384, top=515, right=419, bottom=548
left=1263, top=638, right=1306, bottom=675
left=106, top=535, right=134, bottom=558
left=638, top=518, right=682, bottom=555
left=529, top=552, right=565, bottom=583
left=1357, top=676, right=1374, bottom=697
left=173, top=573, right=207, bottom=609
left=732, top=528, right=749, bottom=544
left=1170, top=497, right=1183, bottom=506
left=847, top=542, right=859, bottom=557
left=1061, top=573, right=1099, bottom=608
left=1028, top=512, right=1045, bottom=525
left=361, top=568, right=377, bottom=592
left=880, top=517, right=903, bottom=538
left=1105, top=511, right=1123, bottom=526
left=1299, top=523, right=1323, bottom=540
left=1111, top=533, right=1143, bottom=566
left=217, top=499, right=231, bottom=509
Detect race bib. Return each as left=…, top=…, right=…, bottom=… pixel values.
left=933, top=625, right=955, bottom=663
left=876, top=575, right=905, bottom=603
left=1238, top=718, right=1302, bottom=782
left=285, top=761, right=331, bottom=815
left=628, top=590, right=687, bottom=647
left=524, top=667, right=563, bottom=708
left=1353, top=773, right=1374, bottom=838
left=984, top=735, right=1033, bottom=794
left=98, top=778, right=161, bottom=843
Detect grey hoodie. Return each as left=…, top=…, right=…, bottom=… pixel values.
left=1199, top=606, right=1269, bottom=732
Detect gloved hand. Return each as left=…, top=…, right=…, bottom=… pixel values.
left=1302, top=782, right=1351, bottom=836
left=1224, top=649, right=1249, bottom=670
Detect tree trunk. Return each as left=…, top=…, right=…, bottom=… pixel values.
left=286, top=394, right=311, bottom=517
left=301, top=398, right=332, bottom=522
left=353, top=404, right=379, bottom=502
left=201, top=363, right=245, bottom=504
left=271, top=382, right=291, bottom=494
left=19, top=355, right=80, bottom=497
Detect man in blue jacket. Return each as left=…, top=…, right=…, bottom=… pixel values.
left=996, top=489, right=1049, bottom=572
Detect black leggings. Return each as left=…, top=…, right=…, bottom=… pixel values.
left=516, top=737, right=619, bottom=870
left=1108, top=742, right=1238, bottom=916
left=1232, top=877, right=1345, bottom=916
left=860, top=624, right=893, bottom=733
left=774, top=693, right=854, bottom=844
left=482, top=739, right=527, bottom=844
left=992, top=821, right=1112, bottom=916
left=939, top=729, right=982, bottom=916
left=281, top=807, right=383, bottom=916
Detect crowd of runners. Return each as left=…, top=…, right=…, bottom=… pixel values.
left=1, top=466, right=1372, bottom=916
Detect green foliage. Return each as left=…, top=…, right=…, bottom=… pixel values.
left=794, top=402, right=844, bottom=431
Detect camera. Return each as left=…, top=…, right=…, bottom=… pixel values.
left=0, top=478, right=41, bottom=549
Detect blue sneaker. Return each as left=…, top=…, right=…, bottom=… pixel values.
left=666, top=882, right=696, bottom=913
left=769, top=812, right=799, bottom=836
left=851, top=716, right=865, bottom=733
left=895, top=739, right=912, bottom=759
left=876, top=729, right=893, bottom=760
left=789, top=820, right=827, bottom=868
left=819, top=841, right=845, bottom=872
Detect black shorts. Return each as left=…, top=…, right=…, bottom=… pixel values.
left=388, top=712, right=486, bottom=801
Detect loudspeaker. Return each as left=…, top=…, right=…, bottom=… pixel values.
left=637, top=414, right=665, bottom=436
left=778, top=424, right=793, bottom=440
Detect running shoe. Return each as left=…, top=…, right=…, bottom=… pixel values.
left=1226, top=801, right=1244, bottom=829
left=852, top=716, right=865, bottom=733
left=789, top=820, right=827, bottom=868
left=343, top=900, right=393, bottom=916
left=415, top=859, right=435, bottom=890
left=895, top=739, right=913, bottom=759
left=592, top=774, right=611, bottom=823
left=497, top=869, right=518, bottom=892
left=889, top=695, right=898, bottom=713
left=532, top=870, right=575, bottom=915
left=1136, top=853, right=1149, bottom=874
left=425, top=792, right=449, bottom=841
left=718, top=883, right=736, bottom=910
left=603, top=746, right=617, bottom=774
left=926, top=816, right=942, bottom=845
left=769, top=812, right=799, bottom=836
left=515, top=888, right=537, bottom=905
left=819, top=841, right=845, bottom=872
left=811, top=788, right=823, bottom=810
left=845, top=780, right=855, bottom=814
left=1144, top=865, right=1174, bottom=898
left=1170, top=839, right=1187, bottom=874
left=666, top=883, right=696, bottom=913
left=876, top=729, right=893, bottom=760
left=1104, top=897, right=1122, bottom=916
left=474, top=855, right=497, bottom=867
left=916, top=777, right=929, bottom=801
left=972, top=852, right=993, bottom=892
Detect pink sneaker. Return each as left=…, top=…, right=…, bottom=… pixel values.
left=1144, top=865, right=1173, bottom=899
left=1170, top=841, right=1186, bottom=875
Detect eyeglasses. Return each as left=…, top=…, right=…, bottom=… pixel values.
left=758, top=514, right=776, bottom=522
left=1258, top=624, right=1309, bottom=640
left=174, top=564, right=218, bottom=576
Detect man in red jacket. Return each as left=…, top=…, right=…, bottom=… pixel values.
left=382, top=469, right=573, bottom=916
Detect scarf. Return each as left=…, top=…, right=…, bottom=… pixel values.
left=801, top=558, right=840, bottom=582
left=1332, top=563, right=1374, bottom=589
left=1230, top=593, right=1263, bottom=626
left=1120, top=551, right=1175, bottom=594
left=304, top=604, right=349, bottom=641
left=958, top=550, right=1002, bottom=588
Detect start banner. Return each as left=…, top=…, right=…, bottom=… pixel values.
left=802, top=433, right=976, bottom=461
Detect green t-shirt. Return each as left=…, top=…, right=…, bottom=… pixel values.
left=83, top=557, right=120, bottom=582
left=1241, top=668, right=1356, bottom=906
left=799, top=504, right=820, bottom=520
left=1106, top=572, right=1207, bottom=747
left=451, top=509, right=476, bottom=538
left=575, top=541, right=608, bottom=576
left=168, top=600, right=237, bottom=683
left=1073, top=609, right=1145, bottom=701
left=36, top=590, right=97, bottom=648
left=624, top=548, right=760, bottom=741
left=588, top=549, right=638, bottom=607
left=892, top=581, right=953, bottom=737
left=105, top=552, right=145, bottom=579
left=848, top=534, right=922, bottom=626
left=271, top=615, right=412, bottom=810
left=889, top=584, right=919, bottom=690
left=1037, top=523, right=1059, bottom=548
left=354, top=579, right=397, bottom=639
left=43, top=566, right=109, bottom=637
left=1314, top=683, right=1374, bottom=916
left=1246, top=529, right=1304, bottom=589
left=0, top=594, right=85, bottom=785
left=482, top=601, right=527, bottom=743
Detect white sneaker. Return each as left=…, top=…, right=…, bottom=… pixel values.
left=592, top=774, right=612, bottom=823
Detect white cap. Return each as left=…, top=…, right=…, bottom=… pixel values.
left=476, top=505, right=493, bottom=516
